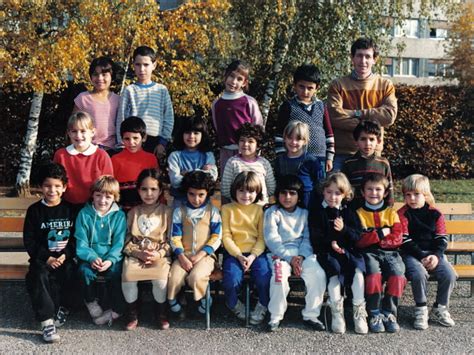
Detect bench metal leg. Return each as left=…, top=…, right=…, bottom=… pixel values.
left=245, top=279, right=250, bottom=327
left=206, top=283, right=211, bottom=330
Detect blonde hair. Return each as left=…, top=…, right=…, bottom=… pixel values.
left=402, top=174, right=435, bottom=206
left=91, top=175, right=120, bottom=202
left=230, top=171, right=263, bottom=203
left=67, top=111, right=95, bottom=131
left=321, top=172, right=354, bottom=201
left=283, top=120, right=309, bottom=145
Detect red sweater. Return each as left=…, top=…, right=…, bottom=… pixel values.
left=53, top=145, right=113, bottom=204
left=111, top=149, right=158, bottom=183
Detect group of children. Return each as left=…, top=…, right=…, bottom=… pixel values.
left=23, top=45, right=456, bottom=343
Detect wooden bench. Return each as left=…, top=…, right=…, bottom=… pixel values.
left=1, top=200, right=473, bottom=288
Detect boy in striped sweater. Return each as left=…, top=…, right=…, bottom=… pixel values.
left=117, top=46, right=174, bottom=158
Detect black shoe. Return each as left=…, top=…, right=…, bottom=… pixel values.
left=54, top=306, right=69, bottom=327
left=304, top=318, right=325, bottom=331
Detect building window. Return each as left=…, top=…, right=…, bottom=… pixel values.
left=426, top=60, right=452, bottom=77
left=394, top=19, right=419, bottom=38
left=392, top=58, right=419, bottom=76
left=384, top=58, right=394, bottom=76
left=429, top=28, right=448, bottom=39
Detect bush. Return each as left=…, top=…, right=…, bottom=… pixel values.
left=384, top=85, right=472, bottom=179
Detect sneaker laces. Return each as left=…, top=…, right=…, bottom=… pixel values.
left=384, top=313, right=397, bottom=323
left=354, top=304, right=368, bottom=320
left=252, top=303, right=266, bottom=317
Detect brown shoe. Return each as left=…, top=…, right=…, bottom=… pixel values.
left=124, top=301, right=138, bottom=331
left=155, top=302, right=170, bottom=330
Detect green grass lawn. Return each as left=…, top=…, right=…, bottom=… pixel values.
left=393, top=179, right=474, bottom=203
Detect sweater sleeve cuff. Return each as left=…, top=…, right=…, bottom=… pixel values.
left=157, top=136, right=168, bottom=147
left=202, top=246, right=214, bottom=255
left=174, top=248, right=184, bottom=256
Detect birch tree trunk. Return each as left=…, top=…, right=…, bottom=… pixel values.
left=16, top=92, right=44, bottom=197
left=260, top=1, right=296, bottom=125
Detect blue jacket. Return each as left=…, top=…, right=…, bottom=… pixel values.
left=75, top=202, right=126, bottom=265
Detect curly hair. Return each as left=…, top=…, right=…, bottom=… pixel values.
left=181, top=170, right=215, bottom=195
left=236, top=123, right=264, bottom=147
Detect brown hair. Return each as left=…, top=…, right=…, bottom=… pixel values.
left=230, top=171, right=263, bottom=203
left=321, top=172, right=354, bottom=202
left=91, top=175, right=120, bottom=202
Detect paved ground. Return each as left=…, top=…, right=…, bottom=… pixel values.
left=1, top=279, right=473, bottom=353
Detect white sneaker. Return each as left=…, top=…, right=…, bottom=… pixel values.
left=329, top=298, right=346, bottom=334
left=93, top=309, right=121, bottom=326
left=41, top=319, right=60, bottom=343
left=229, top=300, right=246, bottom=320
left=414, top=306, right=429, bottom=330
left=430, top=305, right=455, bottom=327
left=249, top=302, right=267, bottom=325
left=353, top=302, right=368, bottom=334
left=85, top=300, right=103, bottom=318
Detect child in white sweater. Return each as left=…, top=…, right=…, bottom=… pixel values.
left=264, top=175, right=327, bottom=332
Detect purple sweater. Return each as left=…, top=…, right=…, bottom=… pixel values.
left=211, top=92, right=263, bottom=147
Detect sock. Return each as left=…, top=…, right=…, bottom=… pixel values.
left=370, top=309, right=380, bottom=317
left=416, top=302, right=427, bottom=307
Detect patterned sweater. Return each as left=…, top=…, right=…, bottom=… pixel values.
left=170, top=202, right=222, bottom=256
left=117, top=82, right=174, bottom=145
left=397, top=203, right=448, bottom=260
left=355, top=203, right=404, bottom=251
left=221, top=155, right=276, bottom=204
left=276, top=97, right=335, bottom=161
left=327, top=73, right=397, bottom=155
left=342, top=151, right=394, bottom=208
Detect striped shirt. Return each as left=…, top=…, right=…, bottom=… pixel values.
left=117, top=82, right=174, bottom=145
left=221, top=155, right=276, bottom=205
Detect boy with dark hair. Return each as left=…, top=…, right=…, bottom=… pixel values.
left=117, top=45, right=174, bottom=157
left=23, top=163, right=77, bottom=343
left=168, top=170, right=222, bottom=317
left=342, top=119, right=393, bottom=209
left=328, top=37, right=397, bottom=171
left=275, top=64, right=335, bottom=175
left=355, top=173, right=406, bottom=333
left=112, top=116, right=159, bottom=211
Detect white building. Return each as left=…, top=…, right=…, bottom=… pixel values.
left=383, top=3, right=461, bottom=86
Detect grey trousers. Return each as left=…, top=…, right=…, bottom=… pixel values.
left=403, top=254, right=457, bottom=306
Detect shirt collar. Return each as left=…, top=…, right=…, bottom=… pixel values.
left=322, top=200, right=341, bottom=209
left=365, top=200, right=384, bottom=211
left=222, top=91, right=245, bottom=100
left=66, top=144, right=98, bottom=156
left=351, top=70, right=374, bottom=81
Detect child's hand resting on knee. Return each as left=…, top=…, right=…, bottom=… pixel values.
left=189, top=250, right=206, bottom=265
left=331, top=240, right=345, bottom=254
left=422, top=254, right=439, bottom=271
left=178, top=254, right=194, bottom=272
left=97, top=260, right=112, bottom=272
left=290, top=256, right=303, bottom=277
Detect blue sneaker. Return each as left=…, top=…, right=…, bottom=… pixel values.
left=369, top=314, right=385, bottom=333
left=383, top=313, right=400, bottom=333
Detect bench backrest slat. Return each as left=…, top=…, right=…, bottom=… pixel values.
left=394, top=202, right=472, bottom=215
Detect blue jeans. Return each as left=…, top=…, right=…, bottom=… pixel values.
left=222, top=253, right=271, bottom=308
left=403, top=254, right=457, bottom=306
